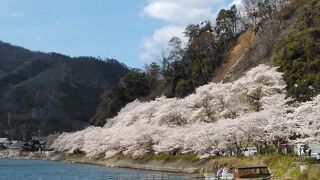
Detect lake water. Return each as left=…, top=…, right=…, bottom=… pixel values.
left=0, top=158, right=188, bottom=180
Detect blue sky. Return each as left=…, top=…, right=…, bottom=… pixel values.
left=0, top=0, right=236, bottom=68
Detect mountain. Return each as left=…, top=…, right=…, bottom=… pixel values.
left=0, top=41, right=130, bottom=139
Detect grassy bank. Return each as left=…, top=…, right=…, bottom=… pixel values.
left=135, top=153, right=199, bottom=162
left=8, top=150, right=317, bottom=179
left=193, top=154, right=294, bottom=177
left=289, top=160, right=320, bottom=180
left=59, top=152, right=300, bottom=177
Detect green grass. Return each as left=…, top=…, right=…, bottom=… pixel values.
left=65, top=152, right=85, bottom=161
left=290, top=166, right=302, bottom=179
left=289, top=165, right=320, bottom=180
left=138, top=153, right=199, bottom=162
left=265, top=155, right=294, bottom=177
left=303, top=164, right=320, bottom=180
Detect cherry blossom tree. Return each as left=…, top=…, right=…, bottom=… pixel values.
left=52, top=65, right=320, bottom=158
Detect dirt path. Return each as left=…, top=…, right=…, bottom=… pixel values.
left=282, top=161, right=304, bottom=180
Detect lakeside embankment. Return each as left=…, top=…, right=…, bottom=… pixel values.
left=0, top=150, right=200, bottom=174
left=1, top=150, right=320, bottom=179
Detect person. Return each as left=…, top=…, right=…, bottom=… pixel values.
left=303, top=145, right=307, bottom=155
left=221, top=167, right=233, bottom=179
left=316, top=153, right=320, bottom=163
left=308, top=148, right=312, bottom=156
left=216, top=168, right=223, bottom=178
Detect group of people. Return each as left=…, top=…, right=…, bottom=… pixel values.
left=300, top=145, right=320, bottom=163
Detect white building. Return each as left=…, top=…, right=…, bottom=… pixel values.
left=0, top=138, right=11, bottom=148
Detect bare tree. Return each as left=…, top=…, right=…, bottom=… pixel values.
left=161, top=111, right=187, bottom=127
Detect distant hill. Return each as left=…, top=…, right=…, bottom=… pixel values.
left=0, top=41, right=130, bottom=139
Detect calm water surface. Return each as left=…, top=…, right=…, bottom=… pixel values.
left=0, top=158, right=188, bottom=180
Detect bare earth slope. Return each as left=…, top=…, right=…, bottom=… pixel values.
left=212, top=29, right=256, bottom=83
left=214, top=9, right=298, bottom=82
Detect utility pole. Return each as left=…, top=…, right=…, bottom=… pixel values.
left=23, top=132, right=26, bottom=142
left=38, top=127, right=41, bottom=137
left=7, top=112, right=11, bottom=141
left=7, top=112, right=11, bottom=127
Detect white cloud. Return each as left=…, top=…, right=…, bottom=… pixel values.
left=140, top=25, right=186, bottom=62
left=140, top=0, right=241, bottom=62
left=141, top=0, right=223, bottom=24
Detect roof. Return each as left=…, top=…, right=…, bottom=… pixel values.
left=9, top=142, right=24, bottom=149
left=31, top=136, right=47, bottom=144
left=31, top=136, right=47, bottom=141
left=0, top=138, right=10, bottom=144
left=236, top=166, right=268, bottom=169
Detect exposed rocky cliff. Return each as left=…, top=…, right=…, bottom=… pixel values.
left=217, top=4, right=300, bottom=82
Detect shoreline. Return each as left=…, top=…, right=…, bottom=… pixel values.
left=2, top=149, right=313, bottom=179
left=0, top=150, right=204, bottom=174
left=54, top=153, right=204, bottom=174
left=0, top=156, right=191, bottom=176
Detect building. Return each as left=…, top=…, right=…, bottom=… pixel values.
left=31, top=136, right=48, bottom=152
left=0, top=138, right=11, bottom=148
left=9, top=141, right=25, bottom=150
left=234, top=166, right=271, bottom=179
left=280, top=144, right=294, bottom=155
left=21, top=142, right=32, bottom=151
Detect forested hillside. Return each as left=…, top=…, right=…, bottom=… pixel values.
left=273, top=0, right=320, bottom=102
left=91, top=0, right=320, bottom=126
left=0, top=41, right=129, bottom=139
